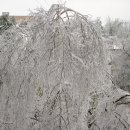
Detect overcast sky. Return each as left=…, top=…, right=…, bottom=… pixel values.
left=0, top=0, right=130, bottom=23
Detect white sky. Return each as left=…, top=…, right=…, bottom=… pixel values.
left=0, top=0, right=130, bottom=23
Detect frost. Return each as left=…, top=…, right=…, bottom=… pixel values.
left=0, top=4, right=130, bottom=130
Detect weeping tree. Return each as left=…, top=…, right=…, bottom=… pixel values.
left=27, top=4, right=107, bottom=130
left=0, top=4, right=130, bottom=130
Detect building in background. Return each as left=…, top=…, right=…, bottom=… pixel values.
left=0, top=12, right=32, bottom=24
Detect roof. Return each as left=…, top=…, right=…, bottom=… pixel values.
left=0, top=14, right=32, bottom=23
left=12, top=16, right=32, bottom=22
